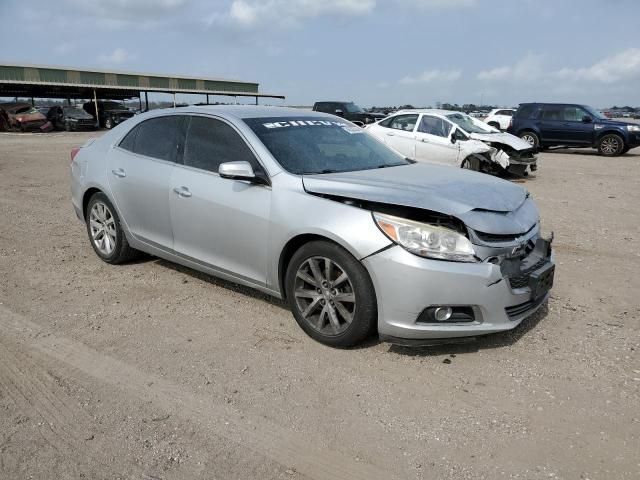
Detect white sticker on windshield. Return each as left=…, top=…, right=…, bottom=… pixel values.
left=263, top=120, right=348, bottom=129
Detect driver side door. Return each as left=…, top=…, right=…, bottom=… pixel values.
left=169, top=115, right=271, bottom=286
left=414, top=115, right=460, bottom=166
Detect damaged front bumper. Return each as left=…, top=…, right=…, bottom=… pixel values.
left=364, top=234, right=554, bottom=344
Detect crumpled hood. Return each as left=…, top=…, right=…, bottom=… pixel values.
left=303, top=163, right=539, bottom=235
left=469, top=132, right=533, bottom=151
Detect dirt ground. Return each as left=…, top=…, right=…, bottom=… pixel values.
left=1, top=131, right=638, bottom=480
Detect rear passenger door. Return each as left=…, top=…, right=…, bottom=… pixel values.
left=108, top=115, right=184, bottom=249
left=384, top=114, right=419, bottom=158
left=539, top=105, right=574, bottom=144
left=169, top=115, right=271, bottom=286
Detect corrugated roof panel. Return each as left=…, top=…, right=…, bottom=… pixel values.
left=80, top=71, right=106, bottom=85
left=0, top=66, right=25, bottom=82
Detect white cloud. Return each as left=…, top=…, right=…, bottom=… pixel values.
left=399, top=69, right=461, bottom=85
left=554, top=48, right=640, bottom=83
left=65, top=0, right=187, bottom=19
left=477, top=54, right=543, bottom=81
left=213, top=0, right=375, bottom=28
left=98, top=47, right=134, bottom=64
left=478, top=49, right=640, bottom=86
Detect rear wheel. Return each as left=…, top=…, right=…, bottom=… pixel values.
left=597, top=134, right=624, bottom=156
left=519, top=131, right=539, bottom=149
left=285, top=241, right=377, bottom=347
left=619, top=145, right=630, bottom=155
left=104, top=117, right=114, bottom=129
left=85, top=192, right=139, bottom=264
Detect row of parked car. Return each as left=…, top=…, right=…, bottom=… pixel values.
left=0, top=100, right=135, bottom=132
left=312, top=101, right=640, bottom=179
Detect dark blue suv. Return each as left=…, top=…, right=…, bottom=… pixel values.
left=507, top=103, right=640, bottom=156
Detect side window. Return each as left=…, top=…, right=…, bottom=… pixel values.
left=388, top=114, right=418, bottom=132
left=131, top=116, right=182, bottom=162
left=515, top=104, right=536, bottom=119
left=378, top=116, right=394, bottom=128
left=497, top=110, right=513, bottom=116
left=542, top=105, right=563, bottom=121
left=563, top=106, right=587, bottom=122
left=183, top=116, right=258, bottom=174
left=417, top=115, right=449, bottom=137
left=119, top=125, right=139, bottom=152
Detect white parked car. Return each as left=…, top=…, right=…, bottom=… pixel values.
left=365, top=109, right=537, bottom=176
left=484, top=108, right=515, bottom=130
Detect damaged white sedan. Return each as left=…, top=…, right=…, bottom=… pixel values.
left=366, top=109, right=537, bottom=176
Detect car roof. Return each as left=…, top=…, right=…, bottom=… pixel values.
left=160, top=104, right=332, bottom=120
left=394, top=108, right=464, bottom=117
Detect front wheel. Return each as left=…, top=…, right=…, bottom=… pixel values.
left=104, top=117, right=114, bottom=129
left=461, top=156, right=480, bottom=171
left=285, top=241, right=377, bottom=347
left=598, top=134, right=624, bottom=156
left=487, top=121, right=500, bottom=129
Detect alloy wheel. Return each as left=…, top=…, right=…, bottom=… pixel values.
left=600, top=137, right=619, bottom=155
left=521, top=134, right=536, bottom=147
left=89, top=201, right=117, bottom=255
left=293, top=256, right=356, bottom=336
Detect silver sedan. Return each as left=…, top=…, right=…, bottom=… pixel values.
left=70, top=106, right=554, bottom=347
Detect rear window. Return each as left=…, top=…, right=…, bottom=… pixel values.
left=515, top=104, right=537, bottom=119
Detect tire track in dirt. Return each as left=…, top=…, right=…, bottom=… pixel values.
left=0, top=335, right=146, bottom=479
left=0, top=305, right=402, bottom=480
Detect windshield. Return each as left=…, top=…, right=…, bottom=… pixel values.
left=582, top=105, right=607, bottom=120
left=446, top=113, right=492, bottom=134
left=244, top=117, right=410, bottom=175
left=344, top=102, right=364, bottom=114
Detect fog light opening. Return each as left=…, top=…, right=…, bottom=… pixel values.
left=433, top=306, right=453, bottom=322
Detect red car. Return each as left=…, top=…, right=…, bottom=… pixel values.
left=0, top=103, right=53, bottom=132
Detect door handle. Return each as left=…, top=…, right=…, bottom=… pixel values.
left=420, top=138, right=428, bottom=142
left=111, top=168, right=126, bottom=178
left=386, top=132, right=395, bottom=136
left=173, top=186, right=192, bottom=198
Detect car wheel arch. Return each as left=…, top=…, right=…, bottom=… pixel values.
left=82, top=187, right=103, bottom=219
left=595, top=129, right=626, bottom=144
left=277, top=233, right=366, bottom=301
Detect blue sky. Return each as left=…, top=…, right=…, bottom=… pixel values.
left=1, top=0, right=639, bottom=107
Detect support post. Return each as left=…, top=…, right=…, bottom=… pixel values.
left=145, top=91, right=149, bottom=111
left=138, top=94, right=142, bottom=112
left=93, top=89, right=99, bottom=128
left=206, top=94, right=209, bottom=105
left=255, top=96, right=258, bottom=106
left=31, top=97, right=35, bottom=107
left=173, top=92, right=176, bottom=108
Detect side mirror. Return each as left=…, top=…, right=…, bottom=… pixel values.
left=582, top=115, right=592, bottom=123
left=218, top=161, right=256, bottom=181
left=450, top=129, right=457, bottom=144
left=334, top=109, right=344, bottom=117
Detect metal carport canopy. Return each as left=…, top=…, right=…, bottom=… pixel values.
left=0, top=63, right=285, bottom=101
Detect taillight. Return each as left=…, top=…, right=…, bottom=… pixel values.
left=508, top=118, right=513, bottom=128
left=70, top=147, right=80, bottom=162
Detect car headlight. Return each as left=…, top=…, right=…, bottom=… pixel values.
left=627, top=125, right=640, bottom=132
left=373, top=212, right=477, bottom=262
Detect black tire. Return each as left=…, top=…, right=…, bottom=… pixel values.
left=597, top=134, right=624, bottom=156
left=104, top=117, right=114, bottom=129
left=461, top=156, right=480, bottom=171
left=620, top=146, right=630, bottom=155
left=487, top=121, right=500, bottom=129
left=64, top=121, right=71, bottom=132
left=519, top=131, right=540, bottom=149
left=285, top=240, right=377, bottom=347
left=85, top=192, right=139, bottom=264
